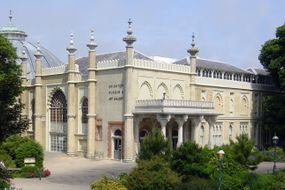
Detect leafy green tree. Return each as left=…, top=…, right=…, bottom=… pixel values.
left=231, top=134, right=260, bottom=169
left=259, top=23, right=285, bottom=145
left=259, top=23, right=285, bottom=91
left=0, top=34, right=29, bottom=142
left=122, top=156, right=181, bottom=190
left=171, top=141, right=212, bottom=178
left=138, top=127, right=171, bottom=161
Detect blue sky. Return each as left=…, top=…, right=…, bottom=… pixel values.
left=0, top=0, right=284, bottom=69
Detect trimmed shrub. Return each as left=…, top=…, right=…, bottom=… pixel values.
left=1, top=135, right=30, bottom=160
left=15, top=139, right=43, bottom=168
left=90, top=176, right=127, bottom=190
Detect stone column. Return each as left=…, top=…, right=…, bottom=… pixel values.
left=190, top=116, right=203, bottom=145
left=205, top=116, right=217, bottom=149
left=123, top=19, right=136, bottom=162
left=66, top=34, right=77, bottom=156
left=176, top=115, right=188, bottom=147
left=34, top=42, right=43, bottom=144
left=157, top=114, right=171, bottom=139
left=19, top=50, right=28, bottom=123
left=133, top=115, right=142, bottom=159
left=87, top=30, right=97, bottom=158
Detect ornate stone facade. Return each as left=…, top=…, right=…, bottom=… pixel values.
left=0, top=14, right=278, bottom=161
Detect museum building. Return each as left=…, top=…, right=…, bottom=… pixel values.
left=0, top=13, right=277, bottom=161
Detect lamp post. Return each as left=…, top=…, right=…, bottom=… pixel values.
left=217, top=150, right=225, bottom=190
left=272, top=134, right=279, bottom=174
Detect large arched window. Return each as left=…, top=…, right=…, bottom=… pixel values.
left=199, top=125, right=205, bottom=145
left=50, top=90, right=67, bottom=152
left=50, top=90, right=67, bottom=125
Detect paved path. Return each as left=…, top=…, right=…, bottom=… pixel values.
left=13, top=152, right=136, bottom=190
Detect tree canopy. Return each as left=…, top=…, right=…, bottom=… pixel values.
left=259, top=23, right=285, bottom=91
left=259, top=23, right=285, bottom=146
left=0, top=35, right=29, bottom=142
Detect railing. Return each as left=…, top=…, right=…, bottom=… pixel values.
left=135, top=99, right=215, bottom=115
left=135, top=99, right=214, bottom=109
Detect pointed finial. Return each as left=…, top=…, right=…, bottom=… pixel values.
left=67, top=33, right=77, bottom=54
left=34, top=41, right=43, bottom=59
left=191, top=32, right=195, bottom=48
left=87, top=30, right=97, bottom=50
left=123, top=18, right=136, bottom=47
left=9, top=10, right=13, bottom=25
left=127, top=18, right=133, bottom=35
left=187, top=32, right=199, bottom=57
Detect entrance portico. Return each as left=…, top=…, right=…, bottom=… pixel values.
left=134, top=99, right=218, bottom=151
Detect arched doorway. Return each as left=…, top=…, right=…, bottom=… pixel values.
left=49, top=90, right=67, bottom=152
left=113, top=129, right=122, bottom=160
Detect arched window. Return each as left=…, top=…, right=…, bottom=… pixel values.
left=50, top=90, right=67, bottom=124
left=214, top=94, right=223, bottom=113
left=138, top=81, right=153, bottom=100
left=241, top=96, right=249, bottom=114
left=157, top=83, right=169, bottom=99
left=50, top=90, right=67, bottom=152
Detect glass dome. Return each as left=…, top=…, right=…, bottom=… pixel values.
left=0, top=11, right=65, bottom=79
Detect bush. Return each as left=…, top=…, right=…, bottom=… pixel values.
left=174, top=176, right=215, bottom=190
left=138, top=128, right=171, bottom=161
left=261, top=147, right=285, bottom=162
left=90, top=176, right=127, bottom=190
left=171, top=141, right=213, bottom=178
left=1, top=135, right=30, bottom=160
left=122, top=156, right=181, bottom=190
left=0, top=167, right=11, bottom=189
left=0, top=149, right=15, bottom=167
left=20, top=166, right=41, bottom=178
left=15, top=139, right=43, bottom=168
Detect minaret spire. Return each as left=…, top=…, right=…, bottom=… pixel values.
left=9, top=10, right=13, bottom=25
left=123, top=18, right=136, bottom=47
left=187, top=32, right=199, bottom=57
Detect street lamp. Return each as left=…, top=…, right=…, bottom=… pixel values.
left=272, top=134, right=279, bottom=174
left=217, top=150, right=225, bottom=190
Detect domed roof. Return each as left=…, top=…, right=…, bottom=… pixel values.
left=0, top=11, right=65, bottom=79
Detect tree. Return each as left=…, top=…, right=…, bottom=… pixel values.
left=259, top=23, right=285, bottom=146
left=259, top=23, right=285, bottom=91
left=138, top=127, right=171, bottom=161
left=171, top=141, right=212, bottom=178
left=0, top=35, right=29, bottom=142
